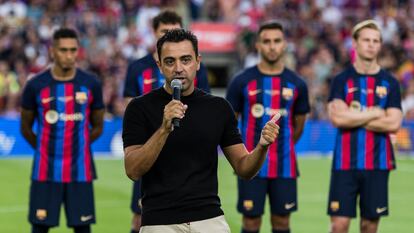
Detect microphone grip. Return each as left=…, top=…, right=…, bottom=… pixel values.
left=173, top=118, right=180, bottom=127
left=172, top=86, right=181, bottom=128
left=173, top=87, right=181, bottom=101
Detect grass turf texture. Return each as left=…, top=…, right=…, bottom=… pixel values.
left=0, top=157, right=413, bottom=232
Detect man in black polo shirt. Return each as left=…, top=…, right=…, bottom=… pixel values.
left=122, top=29, right=280, bottom=232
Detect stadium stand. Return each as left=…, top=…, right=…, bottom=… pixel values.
left=0, top=1, right=413, bottom=121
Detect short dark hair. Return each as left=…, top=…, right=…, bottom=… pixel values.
left=52, top=28, right=79, bottom=44
left=257, top=21, right=284, bottom=36
left=152, top=10, right=183, bottom=31
left=157, top=29, right=198, bottom=61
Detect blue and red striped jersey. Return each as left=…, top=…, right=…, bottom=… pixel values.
left=21, top=69, right=104, bottom=182
left=226, top=66, right=310, bottom=178
left=123, top=54, right=210, bottom=97
left=328, top=66, right=402, bottom=171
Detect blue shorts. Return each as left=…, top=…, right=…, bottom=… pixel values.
left=130, top=179, right=142, bottom=214
left=28, top=181, right=95, bottom=227
left=237, top=177, right=297, bottom=217
left=327, top=170, right=389, bottom=219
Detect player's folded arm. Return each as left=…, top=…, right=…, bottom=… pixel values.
left=364, top=108, right=403, bottom=133
left=328, top=99, right=376, bottom=129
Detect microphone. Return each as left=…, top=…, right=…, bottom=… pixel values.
left=170, top=79, right=182, bottom=128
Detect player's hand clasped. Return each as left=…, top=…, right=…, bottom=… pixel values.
left=162, top=100, right=188, bottom=131
left=259, top=113, right=281, bottom=146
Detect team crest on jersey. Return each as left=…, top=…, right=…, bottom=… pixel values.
left=376, top=86, right=387, bottom=98
left=349, top=101, right=361, bottom=111
left=251, top=103, right=264, bottom=118
left=36, top=209, right=47, bottom=220
left=75, top=92, right=88, bottom=104
left=45, top=110, right=59, bottom=124
left=243, top=200, right=254, bottom=211
left=282, top=87, right=293, bottom=100
left=330, top=201, right=340, bottom=212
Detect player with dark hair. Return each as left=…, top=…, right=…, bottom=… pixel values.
left=327, top=19, right=403, bottom=233
left=20, top=28, right=104, bottom=233
left=123, top=28, right=280, bottom=233
left=226, top=21, right=310, bottom=233
left=123, top=10, right=210, bottom=233
left=123, top=10, right=209, bottom=103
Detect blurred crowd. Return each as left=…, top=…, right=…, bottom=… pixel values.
left=0, top=0, right=414, bottom=120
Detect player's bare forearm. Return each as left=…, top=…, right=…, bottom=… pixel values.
left=124, top=127, right=170, bottom=180
left=364, top=108, right=403, bottom=133
left=89, top=109, right=104, bottom=142
left=293, top=114, right=307, bottom=143
left=328, top=99, right=382, bottom=128
left=21, top=128, right=36, bottom=149
left=90, top=128, right=102, bottom=142
left=330, top=110, right=379, bottom=128
left=20, top=108, right=37, bottom=149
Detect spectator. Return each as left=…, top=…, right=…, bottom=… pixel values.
left=0, top=0, right=413, bottom=121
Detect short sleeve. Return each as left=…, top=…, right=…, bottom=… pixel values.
left=386, top=77, right=402, bottom=109
left=293, top=80, right=310, bottom=114
left=90, top=78, right=104, bottom=110
left=328, top=75, right=345, bottom=102
left=123, top=62, right=140, bottom=97
left=220, top=99, right=243, bottom=148
left=195, top=63, right=210, bottom=93
left=122, top=99, right=150, bottom=148
left=21, top=79, right=37, bottom=110
left=225, top=76, right=244, bottom=113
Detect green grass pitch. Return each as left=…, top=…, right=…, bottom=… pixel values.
left=0, top=157, right=413, bottom=232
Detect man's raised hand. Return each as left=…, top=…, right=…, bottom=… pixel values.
left=259, top=113, right=281, bottom=146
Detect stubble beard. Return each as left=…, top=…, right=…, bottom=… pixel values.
left=360, top=54, right=377, bottom=63
left=62, top=67, right=72, bottom=73
left=263, top=54, right=281, bottom=66
left=58, top=62, right=75, bottom=74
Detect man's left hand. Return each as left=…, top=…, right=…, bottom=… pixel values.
left=259, top=113, right=281, bottom=146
